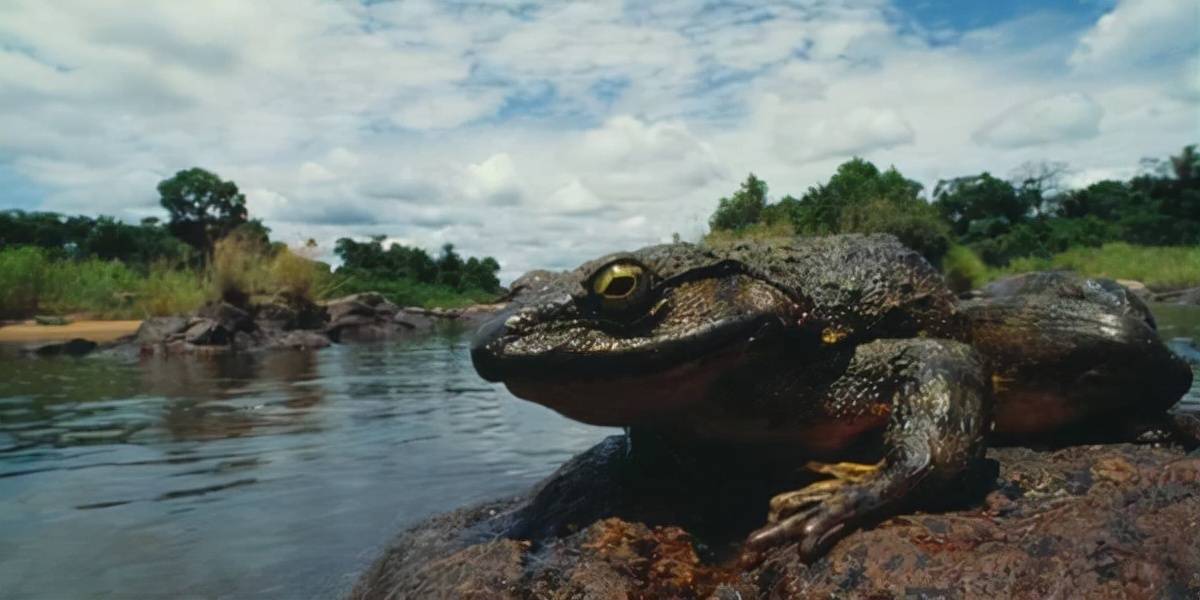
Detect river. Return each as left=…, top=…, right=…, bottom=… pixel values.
left=1, top=309, right=1198, bottom=599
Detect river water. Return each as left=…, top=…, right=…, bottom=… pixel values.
left=1, top=310, right=1198, bottom=599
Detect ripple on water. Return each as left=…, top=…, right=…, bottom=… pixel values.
left=2, top=310, right=1199, bottom=598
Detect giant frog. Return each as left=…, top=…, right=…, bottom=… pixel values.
left=471, top=234, right=1194, bottom=559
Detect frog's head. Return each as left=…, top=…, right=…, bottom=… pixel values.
left=471, top=242, right=813, bottom=426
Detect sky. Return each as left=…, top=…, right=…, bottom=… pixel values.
left=1, top=0, right=1197, bottom=281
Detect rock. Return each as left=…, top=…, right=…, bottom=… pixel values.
left=1175, top=288, right=1200, bottom=306
left=272, top=330, right=332, bottom=350
left=135, top=316, right=190, bottom=345
left=326, top=300, right=376, bottom=323
left=183, top=318, right=232, bottom=346
left=981, top=271, right=1156, bottom=329
left=195, top=302, right=255, bottom=333
left=252, top=295, right=328, bottom=330
left=30, top=338, right=97, bottom=357
left=351, top=438, right=1200, bottom=599
left=393, top=310, right=436, bottom=331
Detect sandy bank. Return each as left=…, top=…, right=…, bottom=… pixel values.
left=0, top=320, right=142, bottom=343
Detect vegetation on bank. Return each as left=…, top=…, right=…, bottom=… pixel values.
left=990, top=243, right=1200, bottom=291
left=0, top=168, right=502, bottom=319
left=705, top=144, right=1200, bottom=292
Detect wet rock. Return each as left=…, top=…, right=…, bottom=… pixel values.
left=981, top=271, right=1156, bottom=329
left=251, top=295, right=328, bottom=331
left=135, top=316, right=190, bottom=345
left=352, top=439, right=1200, bottom=600
left=393, top=310, right=436, bottom=331
left=30, top=338, right=98, bottom=357
left=272, top=330, right=332, bottom=350
left=1175, top=287, right=1200, bottom=306
left=183, top=318, right=232, bottom=346
left=326, top=300, right=376, bottom=323
left=195, top=302, right=255, bottom=333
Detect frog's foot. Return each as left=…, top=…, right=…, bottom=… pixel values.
left=765, top=461, right=883, bottom=523
left=743, top=339, right=990, bottom=563
left=747, top=463, right=895, bottom=559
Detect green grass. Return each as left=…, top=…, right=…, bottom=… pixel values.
left=942, top=245, right=988, bottom=293
left=0, top=246, right=494, bottom=319
left=331, top=274, right=497, bottom=309
left=701, top=221, right=797, bottom=248
left=986, top=243, right=1200, bottom=290
left=0, top=247, right=209, bottom=319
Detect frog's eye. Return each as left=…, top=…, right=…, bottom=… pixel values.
left=590, top=261, right=650, bottom=312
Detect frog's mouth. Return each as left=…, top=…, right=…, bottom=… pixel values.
left=470, top=310, right=790, bottom=426
left=502, top=345, right=751, bottom=426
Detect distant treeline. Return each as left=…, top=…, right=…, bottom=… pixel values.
left=0, top=167, right=502, bottom=317
left=334, top=236, right=501, bottom=294
left=708, top=144, right=1200, bottom=271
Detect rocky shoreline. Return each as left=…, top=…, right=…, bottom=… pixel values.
left=17, top=292, right=506, bottom=358
left=350, top=436, right=1200, bottom=599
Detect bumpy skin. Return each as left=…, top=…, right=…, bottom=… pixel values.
left=471, top=234, right=1193, bottom=561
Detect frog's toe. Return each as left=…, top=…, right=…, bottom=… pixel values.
left=748, top=483, right=877, bottom=560
left=805, top=460, right=882, bottom=483
left=767, top=479, right=843, bottom=523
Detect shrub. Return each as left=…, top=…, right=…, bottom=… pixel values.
left=942, top=245, right=987, bottom=293
left=0, top=246, right=50, bottom=317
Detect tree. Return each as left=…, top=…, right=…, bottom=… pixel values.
left=436, top=243, right=465, bottom=289
left=709, top=174, right=768, bottom=231
left=157, top=168, right=249, bottom=261
left=932, top=173, right=1032, bottom=238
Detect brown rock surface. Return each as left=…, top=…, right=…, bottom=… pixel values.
left=351, top=437, right=1200, bottom=600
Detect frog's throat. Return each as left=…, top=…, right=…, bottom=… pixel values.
left=503, top=348, right=747, bottom=427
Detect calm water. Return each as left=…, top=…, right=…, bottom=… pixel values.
left=1, top=308, right=1198, bottom=599
left=0, top=325, right=616, bottom=599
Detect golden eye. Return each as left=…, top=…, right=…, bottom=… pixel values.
left=591, top=262, right=648, bottom=310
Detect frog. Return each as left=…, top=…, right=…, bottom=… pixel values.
left=470, top=234, right=1194, bottom=560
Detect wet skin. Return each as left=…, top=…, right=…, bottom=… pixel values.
left=471, top=234, right=1193, bottom=560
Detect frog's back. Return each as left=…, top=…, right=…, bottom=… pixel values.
left=716, top=234, right=960, bottom=342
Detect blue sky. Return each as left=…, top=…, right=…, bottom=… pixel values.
left=0, top=0, right=1196, bottom=279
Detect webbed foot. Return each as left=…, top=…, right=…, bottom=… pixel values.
left=747, top=461, right=890, bottom=559
left=740, top=339, right=990, bottom=564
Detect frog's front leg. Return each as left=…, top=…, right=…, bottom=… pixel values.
left=746, top=338, right=991, bottom=560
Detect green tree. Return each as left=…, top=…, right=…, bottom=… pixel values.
left=157, top=168, right=249, bottom=261
left=932, top=173, right=1032, bottom=238
left=709, top=174, right=768, bottom=231
left=792, top=159, right=950, bottom=264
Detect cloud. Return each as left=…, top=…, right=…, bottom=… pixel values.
left=1069, top=0, right=1198, bottom=71
left=544, top=179, right=605, bottom=216
left=0, top=0, right=1195, bottom=281
left=464, top=153, right=522, bottom=206
left=972, top=92, right=1104, bottom=149
left=767, top=98, right=917, bottom=163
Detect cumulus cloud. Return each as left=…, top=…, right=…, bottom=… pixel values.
left=1069, top=0, right=1198, bottom=71
left=973, top=93, right=1104, bottom=149
left=0, top=0, right=1195, bottom=279
left=767, top=98, right=916, bottom=164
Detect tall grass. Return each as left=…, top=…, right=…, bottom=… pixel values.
left=702, top=221, right=796, bottom=248
left=0, top=247, right=208, bottom=319
left=987, top=243, right=1200, bottom=290
left=942, top=245, right=988, bottom=293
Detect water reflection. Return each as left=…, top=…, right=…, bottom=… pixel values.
left=0, top=309, right=1197, bottom=599
left=0, top=333, right=616, bottom=599
left=146, top=351, right=326, bottom=442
